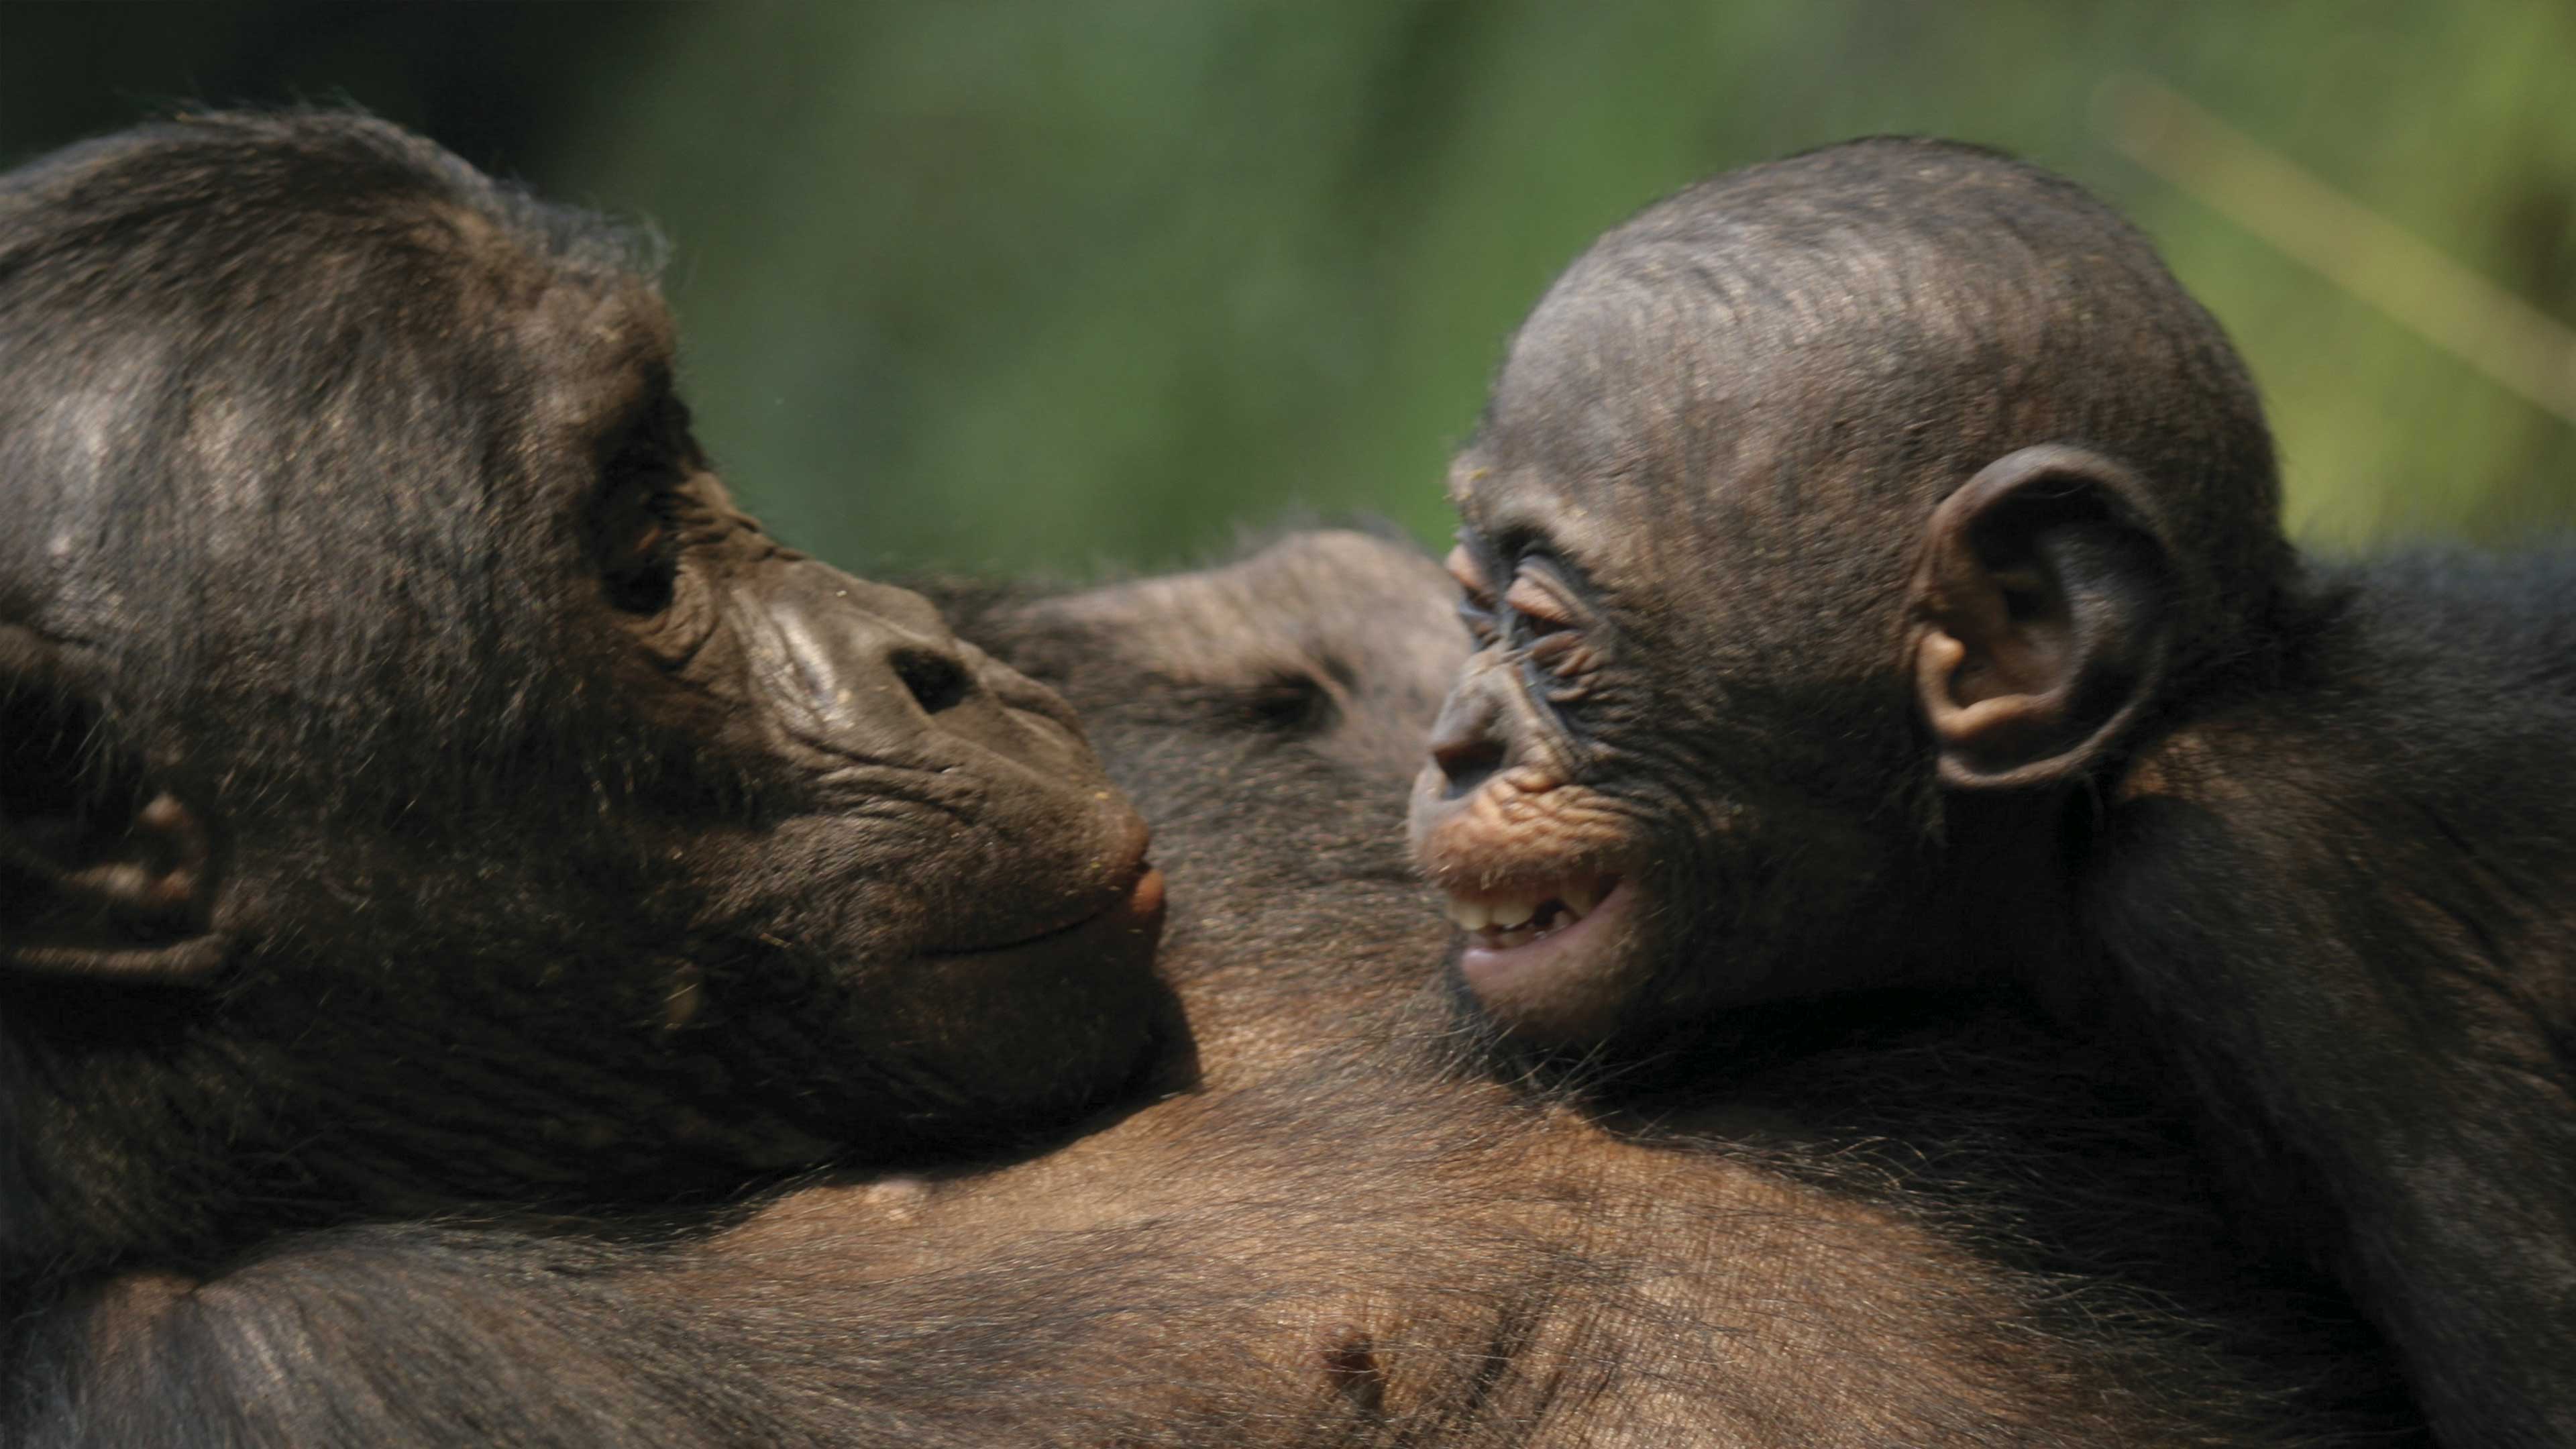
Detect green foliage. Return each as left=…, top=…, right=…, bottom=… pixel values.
left=12, top=1, right=2573, bottom=572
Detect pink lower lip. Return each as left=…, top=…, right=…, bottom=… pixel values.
left=1454, top=878, right=1633, bottom=1001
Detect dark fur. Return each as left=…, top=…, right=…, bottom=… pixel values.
left=0, top=112, right=1164, bottom=1287
left=13, top=534, right=2418, bottom=1446
left=2087, top=549, right=2576, bottom=1444
left=1416, top=139, right=2571, bottom=1444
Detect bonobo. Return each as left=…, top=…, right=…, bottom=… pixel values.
left=0, top=112, right=1163, bottom=1292
left=21, top=533, right=2415, bottom=1446
left=1409, top=138, right=2575, bottom=1444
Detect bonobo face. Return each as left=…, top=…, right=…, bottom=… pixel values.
left=1407, top=282, right=1935, bottom=1050
left=566, top=364, right=1168, bottom=1134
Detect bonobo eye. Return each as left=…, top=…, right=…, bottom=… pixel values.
left=1445, top=541, right=1501, bottom=647
left=597, top=487, right=684, bottom=614
left=590, top=399, right=692, bottom=614
left=1502, top=568, right=1576, bottom=640
left=1495, top=557, right=1599, bottom=696
left=1238, top=672, right=1336, bottom=735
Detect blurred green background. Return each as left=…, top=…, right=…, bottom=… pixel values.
left=7, top=1, right=2572, bottom=576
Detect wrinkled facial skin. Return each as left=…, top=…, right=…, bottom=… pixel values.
left=583, top=393, right=1169, bottom=1132
left=1407, top=291, right=1938, bottom=1053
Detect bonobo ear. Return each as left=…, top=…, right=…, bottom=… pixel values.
left=0, top=625, right=226, bottom=983
left=1907, top=444, right=2177, bottom=791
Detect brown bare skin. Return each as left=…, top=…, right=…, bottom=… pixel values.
left=1409, top=138, right=2573, bottom=1445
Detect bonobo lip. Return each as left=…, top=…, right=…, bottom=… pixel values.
left=1445, top=872, right=1634, bottom=1004
left=930, top=813, right=1163, bottom=961
left=928, top=862, right=1167, bottom=968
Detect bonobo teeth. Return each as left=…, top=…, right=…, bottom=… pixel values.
left=1441, top=874, right=1617, bottom=951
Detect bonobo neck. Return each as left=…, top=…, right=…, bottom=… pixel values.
left=2072, top=557, right=2576, bottom=1439
left=0, top=995, right=252, bottom=1288
left=2078, top=555, right=2576, bottom=1163
left=2068, top=570, right=2422, bottom=1108
left=1926, top=788, right=2087, bottom=1001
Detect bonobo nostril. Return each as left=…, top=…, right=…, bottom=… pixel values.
left=1428, top=718, right=1506, bottom=798
left=894, top=648, right=973, bottom=714
left=1426, top=682, right=1509, bottom=798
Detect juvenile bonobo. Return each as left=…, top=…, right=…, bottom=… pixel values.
left=0, top=112, right=1163, bottom=1292
left=1409, top=138, right=2574, bottom=1444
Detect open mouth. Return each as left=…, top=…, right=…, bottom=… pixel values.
left=1441, top=871, right=1629, bottom=999
left=1443, top=872, right=1620, bottom=949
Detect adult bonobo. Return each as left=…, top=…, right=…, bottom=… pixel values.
left=0, top=111, right=1164, bottom=1291
left=1409, top=138, right=2575, bottom=1444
